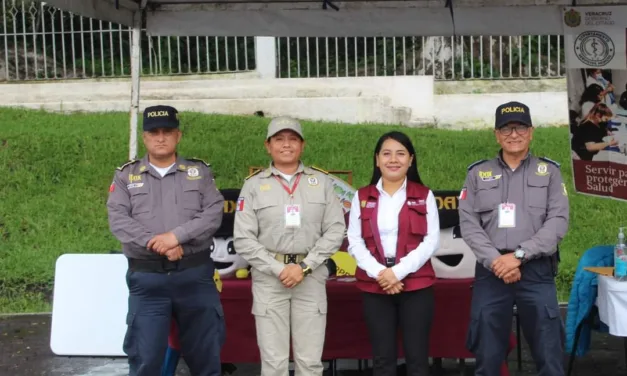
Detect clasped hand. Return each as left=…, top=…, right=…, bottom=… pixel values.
left=377, top=268, right=403, bottom=295
left=491, top=253, right=522, bottom=284
left=147, top=232, right=183, bottom=261
left=279, top=264, right=305, bottom=288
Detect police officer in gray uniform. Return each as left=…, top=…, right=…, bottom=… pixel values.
left=107, top=105, right=226, bottom=376
left=459, top=101, right=569, bottom=376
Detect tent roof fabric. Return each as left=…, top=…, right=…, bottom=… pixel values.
left=47, top=0, right=627, bottom=9
left=43, top=0, right=627, bottom=36
left=42, top=0, right=135, bottom=25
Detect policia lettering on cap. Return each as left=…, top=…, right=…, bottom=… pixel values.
left=458, top=101, right=569, bottom=376
left=106, top=105, right=226, bottom=376
left=233, top=116, right=346, bottom=376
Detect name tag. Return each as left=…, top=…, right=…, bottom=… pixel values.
left=285, top=204, right=301, bottom=228
left=498, top=203, right=516, bottom=228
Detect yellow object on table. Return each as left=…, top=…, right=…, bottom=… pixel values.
left=331, top=251, right=357, bottom=276
left=213, top=269, right=223, bottom=293
left=584, top=266, right=615, bottom=277
left=236, top=268, right=250, bottom=279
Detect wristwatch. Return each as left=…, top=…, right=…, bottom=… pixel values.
left=514, top=247, right=527, bottom=263
left=299, top=262, right=312, bottom=276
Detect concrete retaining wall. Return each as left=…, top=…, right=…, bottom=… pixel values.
left=433, top=91, right=568, bottom=128
left=0, top=76, right=569, bottom=128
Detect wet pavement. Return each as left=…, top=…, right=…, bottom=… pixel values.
left=1, top=312, right=625, bottom=376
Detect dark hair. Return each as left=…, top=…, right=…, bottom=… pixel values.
left=579, top=84, right=604, bottom=106
left=369, top=131, right=423, bottom=186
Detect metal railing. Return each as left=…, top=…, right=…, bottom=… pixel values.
left=276, top=36, right=565, bottom=80
left=0, top=0, right=256, bottom=81
left=1, top=1, right=565, bottom=82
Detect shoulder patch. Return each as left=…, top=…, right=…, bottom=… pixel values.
left=186, top=157, right=211, bottom=167
left=245, top=169, right=263, bottom=180
left=310, top=165, right=329, bottom=174
left=116, top=159, right=138, bottom=171
left=539, top=157, right=560, bottom=168
left=467, top=159, right=487, bottom=171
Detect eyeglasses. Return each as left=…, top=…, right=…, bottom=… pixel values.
left=498, top=125, right=530, bottom=136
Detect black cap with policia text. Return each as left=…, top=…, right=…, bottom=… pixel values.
left=494, top=101, right=532, bottom=129
left=143, top=105, right=179, bottom=131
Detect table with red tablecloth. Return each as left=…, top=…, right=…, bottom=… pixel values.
left=169, top=277, right=515, bottom=374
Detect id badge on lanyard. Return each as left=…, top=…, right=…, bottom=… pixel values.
left=498, top=202, right=516, bottom=228
left=275, top=174, right=302, bottom=228
left=285, top=204, right=301, bottom=228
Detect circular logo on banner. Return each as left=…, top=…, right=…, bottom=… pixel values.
left=574, top=31, right=615, bottom=67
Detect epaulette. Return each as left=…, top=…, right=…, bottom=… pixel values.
left=310, top=165, right=329, bottom=174
left=116, top=159, right=138, bottom=171
left=467, top=159, right=487, bottom=171
left=539, top=156, right=560, bottom=168
left=245, top=169, right=263, bottom=180
left=186, top=157, right=211, bottom=167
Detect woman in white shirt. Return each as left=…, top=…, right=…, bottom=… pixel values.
left=347, top=131, right=440, bottom=376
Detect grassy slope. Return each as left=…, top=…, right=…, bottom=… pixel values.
left=0, top=107, right=621, bottom=312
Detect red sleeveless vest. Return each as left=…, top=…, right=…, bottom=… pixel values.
left=354, top=181, right=436, bottom=294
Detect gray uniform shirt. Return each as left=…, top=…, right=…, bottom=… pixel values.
left=458, top=152, right=569, bottom=270
left=233, top=163, right=346, bottom=277
left=106, top=155, right=224, bottom=259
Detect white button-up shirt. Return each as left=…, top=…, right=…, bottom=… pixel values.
left=347, top=178, right=440, bottom=281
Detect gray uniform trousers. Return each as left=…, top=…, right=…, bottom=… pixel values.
left=467, top=257, right=565, bottom=376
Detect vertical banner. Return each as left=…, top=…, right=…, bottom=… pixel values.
left=564, top=6, right=627, bottom=200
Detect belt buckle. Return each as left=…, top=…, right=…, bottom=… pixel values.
left=162, top=258, right=179, bottom=272
left=283, top=254, right=298, bottom=264
left=385, top=258, right=395, bottom=267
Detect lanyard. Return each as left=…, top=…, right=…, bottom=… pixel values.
left=274, top=173, right=302, bottom=198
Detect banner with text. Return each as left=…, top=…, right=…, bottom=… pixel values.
left=564, top=6, right=627, bottom=200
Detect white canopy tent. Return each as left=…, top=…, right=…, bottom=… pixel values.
left=43, top=0, right=627, bottom=158
left=43, top=0, right=627, bottom=36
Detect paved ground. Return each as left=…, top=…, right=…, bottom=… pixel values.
left=1, top=310, right=625, bottom=376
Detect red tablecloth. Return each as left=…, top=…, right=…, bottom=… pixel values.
left=169, top=278, right=514, bottom=374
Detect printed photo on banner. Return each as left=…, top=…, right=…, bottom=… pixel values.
left=564, top=6, right=627, bottom=200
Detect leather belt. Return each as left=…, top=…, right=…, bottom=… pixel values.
left=384, top=257, right=396, bottom=267
left=498, top=249, right=515, bottom=255
left=128, top=251, right=211, bottom=273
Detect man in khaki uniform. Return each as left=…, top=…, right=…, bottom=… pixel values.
left=233, top=117, right=346, bottom=376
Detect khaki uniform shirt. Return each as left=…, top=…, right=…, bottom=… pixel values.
left=106, top=155, right=224, bottom=259
left=458, top=152, right=569, bottom=270
left=233, top=163, right=346, bottom=277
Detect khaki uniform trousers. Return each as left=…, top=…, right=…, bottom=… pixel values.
left=251, top=265, right=328, bottom=376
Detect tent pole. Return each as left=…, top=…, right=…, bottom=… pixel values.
left=129, top=10, right=142, bottom=160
